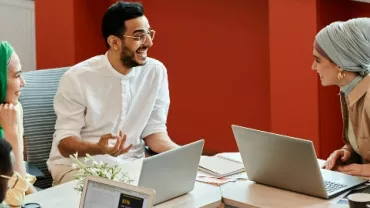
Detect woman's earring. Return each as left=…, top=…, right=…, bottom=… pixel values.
left=337, top=71, right=346, bottom=80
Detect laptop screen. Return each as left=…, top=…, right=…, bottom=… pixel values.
left=82, top=180, right=152, bottom=208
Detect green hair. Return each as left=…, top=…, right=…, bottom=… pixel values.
left=0, top=41, right=14, bottom=138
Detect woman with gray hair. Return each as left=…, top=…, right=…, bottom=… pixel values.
left=313, top=18, right=370, bottom=177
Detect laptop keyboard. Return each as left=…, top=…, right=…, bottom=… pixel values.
left=324, top=180, right=347, bottom=193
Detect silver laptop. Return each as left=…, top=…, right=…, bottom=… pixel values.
left=232, top=125, right=367, bottom=199
left=138, top=139, right=204, bottom=205
left=80, top=176, right=155, bottom=208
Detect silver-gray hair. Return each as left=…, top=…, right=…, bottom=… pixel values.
left=315, top=18, right=370, bottom=76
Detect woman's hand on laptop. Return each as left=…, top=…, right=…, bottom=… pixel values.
left=97, top=131, right=133, bottom=156
left=337, top=164, right=370, bottom=177
left=323, top=148, right=351, bottom=170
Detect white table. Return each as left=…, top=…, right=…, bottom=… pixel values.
left=26, top=157, right=356, bottom=208
left=25, top=159, right=222, bottom=208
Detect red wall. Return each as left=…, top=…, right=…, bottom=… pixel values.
left=139, top=0, right=270, bottom=153
left=35, top=0, right=370, bottom=157
left=35, top=0, right=108, bottom=69
left=350, top=1, right=370, bottom=17
left=74, top=0, right=109, bottom=63
left=35, top=0, right=75, bottom=69
left=269, top=0, right=320, bottom=152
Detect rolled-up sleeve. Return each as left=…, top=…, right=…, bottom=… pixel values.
left=141, top=65, right=170, bottom=138
left=53, top=72, right=86, bottom=146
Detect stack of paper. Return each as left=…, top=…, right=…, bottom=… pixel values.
left=199, top=156, right=245, bottom=178
left=215, top=152, right=243, bottom=164
left=196, top=171, right=238, bottom=185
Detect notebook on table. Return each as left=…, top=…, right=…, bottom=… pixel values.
left=199, top=155, right=245, bottom=178
left=215, top=152, right=243, bottom=164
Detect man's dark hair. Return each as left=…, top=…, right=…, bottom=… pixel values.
left=0, top=139, right=13, bottom=203
left=102, top=1, right=144, bottom=48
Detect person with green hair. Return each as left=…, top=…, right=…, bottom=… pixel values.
left=0, top=41, right=37, bottom=206
left=312, top=18, right=370, bottom=177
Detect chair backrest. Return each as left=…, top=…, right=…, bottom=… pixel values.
left=19, top=67, right=69, bottom=188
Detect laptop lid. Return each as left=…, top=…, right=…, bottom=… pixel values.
left=80, top=175, right=155, bottom=208
left=138, top=139, right=204, bottom=205
left=231, top=125, right=331, bottom=198
left=231, top=125, right=367, bottom=199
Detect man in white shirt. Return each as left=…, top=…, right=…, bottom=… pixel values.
left=47, top=1, right=179, bottom=185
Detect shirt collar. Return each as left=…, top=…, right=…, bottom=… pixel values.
left=347, top=74, right=370, bottom=107
left=104, top=51, right=136, bottom=79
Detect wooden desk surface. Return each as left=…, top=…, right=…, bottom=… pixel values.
left=220, top=159, right=348, bottom=208
left=25, top=159, right=222, bottom=208
left=221, top=180, right=347, bottom=208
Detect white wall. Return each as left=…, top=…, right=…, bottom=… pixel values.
left=0, top=0, right=35, bottom=72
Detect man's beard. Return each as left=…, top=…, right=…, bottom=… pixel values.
left=120, top=44, right=146, bottom=69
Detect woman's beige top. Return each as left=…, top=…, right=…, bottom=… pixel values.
left=339, top=75, right=370, bottom=163
left=348, top=118, right=359, bottom=154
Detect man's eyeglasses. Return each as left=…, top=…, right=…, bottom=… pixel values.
left=123, top=29, right=155, bottom=44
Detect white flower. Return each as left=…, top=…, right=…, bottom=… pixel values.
left=91, top=168, right=99, bottom=176
left=69, top=152, right=132, bottom=193
left=72, top=163, right=78, bottom=169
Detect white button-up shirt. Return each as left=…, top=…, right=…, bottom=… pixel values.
left=47, top=53, right=170, bottom=168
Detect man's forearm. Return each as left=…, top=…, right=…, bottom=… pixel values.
left=58, top=136, right=102, bottom=158
left=145, top=133, right=178, bottom=153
